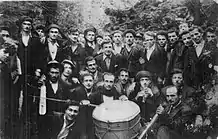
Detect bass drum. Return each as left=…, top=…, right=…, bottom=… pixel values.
left=93, top=100, right=141, bottom=139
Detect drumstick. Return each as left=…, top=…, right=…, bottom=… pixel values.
left=138, top=114, right=159, bottom=139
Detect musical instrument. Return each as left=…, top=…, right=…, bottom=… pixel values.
left=93, top=100, right=141, bottom=139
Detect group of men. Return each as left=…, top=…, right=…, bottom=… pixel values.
left=0, top=16, right=218, bottom=139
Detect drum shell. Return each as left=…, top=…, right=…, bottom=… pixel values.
left=94, top=114, right=141, bottom=139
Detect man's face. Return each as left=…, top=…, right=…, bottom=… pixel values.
left=103, top=75, right=115, bottom=90
left=63, top=63, right=72, bottom=77
left=78, top=33, right=85, bottom=43
left=179, top=23, right=189, bottom=33
left=0, top=48, right=9, bottom=63
left=82, top=75, right=94, bottom=90
left=103, top=43, right=113, bottom=56
left=87, top=60, right=97, bottom=73
left=36, top=29, right=44, bottom=38
left=48, top=28, right=59, bottom=40
left=190, top=28, right=203, bottom=44
left=140, top=77, right=151, bottom=89
left=113, top=33, right=122, bottom=44
left=181, top=33, right=192, bottom=46
left=0, top=30, right=10, bottom=41
left=118, top=71, right=129, bottom=85
left=68, top=31, right=79, bottom=42
left=48, top=68, right=60, bottom=83
left=96, top=37, right=103, bottom=45
left=135, top=37, right=143, bottom=45
left=206, top=32, right=217, bottom=43
left=157, top=35, right=167, bottom=47
left=22, top=21, right=32, bottom=32
left=168, top=32, right=178, bottom=44
left=172, top=73, right=183, bottom=87
left=86, top=31, right=95, bottom=42
left=103, top=35, right=112, bottom=42
left=65, top=105, right=79, bottom=121
left=125, top=33, right=134, bottom=46
left=144, top=35, right=155, bottom=48
left=166, top=87, right=180, bottom=105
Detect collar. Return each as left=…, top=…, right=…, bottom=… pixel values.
left=103, top=53, right=112, bottom=60
left=49, top=81, right=58, bottom=85
left=194, top=40, right=205, bottom=48
left=21, top=31, right=32, bottom=38
left=48, top=38, right=59, bottom=47
left=172, top=100, right=182, bottom=109
left=147, top=44, right=155, bottom=51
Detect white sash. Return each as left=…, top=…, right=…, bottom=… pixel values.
left=39, top=85, right=47, bottom=115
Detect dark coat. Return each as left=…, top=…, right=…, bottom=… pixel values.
left=95, top=53, right=118, bottom=74
left=140, top=44, right=167, bottom=78
left=51, top=113, right=86, bottom=139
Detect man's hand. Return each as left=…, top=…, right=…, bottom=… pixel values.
left=72, top=77, right=80, bottom=84
left=156, top=105, right=164, bottom=115
left=139, top=57, right=145, bottom=64
left=135, top=90, right=145, bottom=100
left=119, top=95, right=128, bottom=101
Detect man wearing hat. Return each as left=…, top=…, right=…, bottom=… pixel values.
left=112, top=30, right=124, bottom=54
left=120, top=29, right=142, bottom=79
left=35, top=24, right=45, bottom=39
left=38, top=60, right=66, bottom=139
left=135, top=32, right=144, bottom=47
left=128, top=70, right=161, bottom=123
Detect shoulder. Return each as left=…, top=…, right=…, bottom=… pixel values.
left=126, top=82, right=136, bottom=96
left=95, top=54, right=103, bottom=60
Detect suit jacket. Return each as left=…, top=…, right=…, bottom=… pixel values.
left=140, top=44, right=167, bottom=78
left=51, top=113, right=86, bottom=139
left=95, top=53, right=118, bottom=74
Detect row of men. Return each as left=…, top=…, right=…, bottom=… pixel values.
left=0, top=16, right=218, bottom=139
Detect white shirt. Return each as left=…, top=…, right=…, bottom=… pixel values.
left=22, top=34, right=30, bottom=47
left=113, top=43, right=123, bottom=54
left=103, top=95, right=114, bottom=102
left=195, top=41, right=205, bottom=57
left=48, top=40, right=58, bottom=60
left=146, top=45, right=155, bottom=60
left=50, top=81, right=58, bottom=94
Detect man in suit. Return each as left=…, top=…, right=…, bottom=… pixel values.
left=139, top=31, right=167, bottom=84
left=156, top=85, right=193, bottom=139
left=51, top=101, right=86, bottom=139
left=95, top=41, right=118, bottom=74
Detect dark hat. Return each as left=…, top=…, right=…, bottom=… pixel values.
left=35, top=24, right=45, bottom=30
left=136, top=32, right=143, bottom=38
left=47, top=60, right=60, bottom=69
left=20, top=16, right=33, bottom=24
left=61, top=59, right=76, bottom=68
left=136, top=70, right=152, bottom=81
left=111, top=30, right=123, bottom=36
left=0, top=26, right=10, bottom=32
left=123, top=29, right=136, bottom=37
left=170, top=68, right=183, bottom=75
left=47, top=24, right=60, bottom=32
left=84, top=27, right=97, bottom=36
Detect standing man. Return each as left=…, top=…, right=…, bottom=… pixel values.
left=139, top=31, right=167, bottom=84
left=95, top=41, right=119, bottom=74
left=84, top=27, right=97, bottom=56
left=0, top=26, right=10, bottom=41
left=112, top=30, right=123, bottom=54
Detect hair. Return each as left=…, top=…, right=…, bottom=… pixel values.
left=118, top=68, right=129, bottom=76
left=179, top=30, right=190, bottom=39
left=144, top=31, right=156, bottom=39
left=84, top=56, right=96, bottom=66
left=189, top=26, right=204, bottom=34
left=156, top=30, right=168, bottom=39
left=80, top=72, right=94, bottom=82
left=111, top=30, right=123, bottom=37
left=101, top=41, right=112, bottom=49
left=63, top=100, right=80, bottom=112
left=68, top=27, right=79, bottom=34
left=165, top=85, right=182, bottom=96
left=47, top=63, right=61, bottom=73
left=102, top=72, right=115, bottom=81
left=205, top=26, right=216, bottom=35
left=167, top=28, right=179, bottom=36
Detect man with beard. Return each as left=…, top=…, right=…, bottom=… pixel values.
left=51, top=101, right=86, bottom=139
left=90, top=72, right=127, bottom=105
left=95, top=41, right=119, bottom=74
left=38, top=60, right=65, bottom=139
left=155, top=86, right=193, bottom=139
left=114, top=68, right=132, bottom=96
left=82, top=56, right=103, bottom=87
left=120, top=29, right=141, bottom=79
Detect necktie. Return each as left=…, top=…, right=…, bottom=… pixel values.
left=105, top=57, right=110, bottom=69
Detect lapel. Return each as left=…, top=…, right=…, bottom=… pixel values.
left=148, top=45, right=158, bottom=61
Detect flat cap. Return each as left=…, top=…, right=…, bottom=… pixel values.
left=123, top=29, right=136, bottom=37
left=84, top=27, right=97, bottom=36
left=47, top=24, right=60, bottom=32
left=20, top=16, right=33, bottom=24
left=61, top=59, right=76, bottom=68
left=136, top=70, right=152, bottom=81
left=47, top=60, right=60, bottom=68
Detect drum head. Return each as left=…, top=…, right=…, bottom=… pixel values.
left=93, top=100, right=140, bottom=123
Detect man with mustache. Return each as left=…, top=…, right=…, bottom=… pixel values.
left=51, top=101, right=86, bottom=139
left=155, top=85, right=193, bottom=139
left=38, top=60, right=65, bottom=139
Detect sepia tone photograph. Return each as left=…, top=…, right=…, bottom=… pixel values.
left=0, top=0, right=218, bottom=139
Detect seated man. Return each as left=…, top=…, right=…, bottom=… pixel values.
left=156, top=85, right=193, bottom=139
left=51, top=101, right=86, bottom=139
left=90, top=72, right=127, bottom=105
